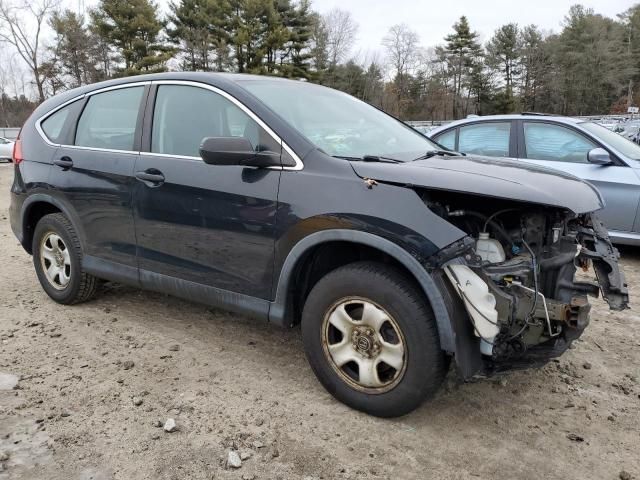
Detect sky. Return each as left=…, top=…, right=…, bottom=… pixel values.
left=2, top=0, right=636, bottom=97
left=75, top=0, right=636, bottom=50
left=309, top=0, right=635, bottom=48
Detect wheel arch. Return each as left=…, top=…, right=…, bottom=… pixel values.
left=20, top=194, right=86, bottom=254
left=269, top=230, right=455, bottom=353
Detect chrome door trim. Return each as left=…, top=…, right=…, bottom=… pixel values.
left=35, top=79, right=304, bottom=171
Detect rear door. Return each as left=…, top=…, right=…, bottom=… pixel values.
left=132, top=81, right=282, bottom=299
left=48, top=83, right=148, bottom=277
left=517, top=120, right=640, bottom=232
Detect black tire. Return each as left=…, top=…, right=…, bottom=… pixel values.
left=301, top=261, right=448, bottom=417
left=32, top=213, right=98, bottom=304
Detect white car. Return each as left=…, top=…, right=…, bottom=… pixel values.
left=0, top=137, right=14, bottom=161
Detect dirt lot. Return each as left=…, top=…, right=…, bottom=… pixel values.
left=0, top=163, right=638, bottom=480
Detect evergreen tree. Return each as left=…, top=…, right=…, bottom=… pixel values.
left=520, top=25, right=547, bottom=111
left=48, top=10, right=103, bottom=88
left=166, top=0, right=231, bottom=71
left=90, top=0, right=174, bottom=76
left=550, top=6, right=630, bottom=115
left=486, top=23, right=522, bottom=112
left=439, top=16, right=482, bottom=118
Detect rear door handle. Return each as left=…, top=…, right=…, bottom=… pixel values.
left=53, top=157, right=73, bottom=169
left=135, top=170, right=165, bottom=186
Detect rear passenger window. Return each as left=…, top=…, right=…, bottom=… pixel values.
left=458, top=122, right=511, bottom=157
left=435, top=129, right=456, bottom=150
left=41, top=105, right=74, bottom=143
left=75, top=87, right=144, bottom=151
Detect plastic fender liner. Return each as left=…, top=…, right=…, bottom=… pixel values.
left=579, top=215, right=629, bottom=311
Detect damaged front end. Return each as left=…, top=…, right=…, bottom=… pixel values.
left=425, top=193, right=629, bottom=379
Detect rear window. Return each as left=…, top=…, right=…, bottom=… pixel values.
left=458, top=122, right=511, bottom=157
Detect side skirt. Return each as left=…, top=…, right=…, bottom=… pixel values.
left=82, top=255, right=270, bottom=321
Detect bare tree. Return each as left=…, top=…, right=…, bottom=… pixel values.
left=382, top=23, right=419, bottom=115
left=0, top=0, right=59, bottom=102
left=382, top=23, right=420, bottom=82
left=324, top=8, right=358, bottom=67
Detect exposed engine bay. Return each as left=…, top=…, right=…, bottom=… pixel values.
left=423, top=191, right=629, bottom=377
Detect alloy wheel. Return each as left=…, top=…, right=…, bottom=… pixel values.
left=40, top=232, right=71, bottom=290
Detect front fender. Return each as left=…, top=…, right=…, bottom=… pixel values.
left=268, top=229, right=456, bottom=353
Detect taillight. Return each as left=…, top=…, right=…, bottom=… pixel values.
left=12, top=138, right=23, bottom=164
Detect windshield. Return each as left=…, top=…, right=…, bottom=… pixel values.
left=240, top=80, right=439, bottom=161
left=580, top=122, right=640, bottom=161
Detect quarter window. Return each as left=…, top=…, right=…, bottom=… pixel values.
left=458, top=122, right=511, bottom=157
left=41, top=104, right=75, bottom=144
left=523, top=122, right=597, bottom=164
left=151, top=85, right=275, bottom=158
left=75, top=87, right=144, bottom=151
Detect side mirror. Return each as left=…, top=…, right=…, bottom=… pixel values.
left=587, top=148, right=612, bottom=165
left=199, top=137, right=281, bottom=168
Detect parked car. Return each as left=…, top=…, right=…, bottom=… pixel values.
left=0, top=136, right=14, bottom=162
left=429, top=114, right=640, bottom=245
left=615, top=120, right=640, bottom=144
left=9, top=74, right=628, bottom=417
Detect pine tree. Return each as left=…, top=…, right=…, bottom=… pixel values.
left=440, top=16, right=482, bottom=118
left=486, top=23, right=522, bottom=112
left=276, top=0, right=314, bottom=78
left=520, top=25, right=548, bottom=112
left=166, top=0, right=231, bottom=71
left=48, top=10, right=103, bottom=87
left=90, top=0, right=174, bottom=76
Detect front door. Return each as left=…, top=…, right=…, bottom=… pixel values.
left=133, top=83, right=281, bottom=299
left=519, top=121, right=640, bottom=233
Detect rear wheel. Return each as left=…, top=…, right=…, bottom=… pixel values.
left=301, top=261, right=448, bottom=417
left=32, top=213, right=98, bottom=304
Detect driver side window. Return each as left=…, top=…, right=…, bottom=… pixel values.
left=151, top=84, right=277, bottom=158
left=523, top=122, right=597, bottom=164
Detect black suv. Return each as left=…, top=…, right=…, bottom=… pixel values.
left=9, top=73, right=629, bottom=417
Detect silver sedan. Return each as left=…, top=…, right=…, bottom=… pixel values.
left=429, top=114, right=640, bottom=245
left=0, top=137, right=14, bottom=161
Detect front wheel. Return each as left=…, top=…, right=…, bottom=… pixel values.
left=301, top=261, right=448, bottom=417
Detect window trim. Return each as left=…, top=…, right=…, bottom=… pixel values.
left=35, top=81, right=151, bottom=156
left=35, top=80, right=304, bottom=171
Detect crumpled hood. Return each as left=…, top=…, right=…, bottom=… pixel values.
left=351, top=155, right=604, bottom=214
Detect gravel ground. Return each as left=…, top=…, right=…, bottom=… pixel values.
left=0, top=162, right=638, bottom=480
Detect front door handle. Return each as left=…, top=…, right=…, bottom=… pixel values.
left=53, top=157, right=73, bottom=169
left=135, top=170, right=165, bottom=186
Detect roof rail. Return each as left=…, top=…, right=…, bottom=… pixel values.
left=521, top=112, right=557, bottom=116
